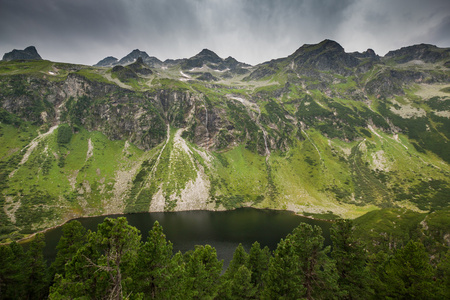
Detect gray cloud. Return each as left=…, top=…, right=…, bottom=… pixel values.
left=0, top=0, right=449, bottom=65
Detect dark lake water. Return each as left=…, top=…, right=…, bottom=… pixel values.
left=41, top=208, right=332, bottom=267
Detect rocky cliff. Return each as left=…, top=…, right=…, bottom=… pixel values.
left=2, top=46, right=42, bottom=61
left=0, top=40, right=449, bottom=241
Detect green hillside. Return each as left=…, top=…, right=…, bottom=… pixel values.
left=0, top=40, right=449, bottom=241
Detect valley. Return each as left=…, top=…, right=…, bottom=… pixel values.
left=0, top=40, right=449, bottom=242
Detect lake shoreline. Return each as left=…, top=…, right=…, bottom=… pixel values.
left=3, top=206, right=336, bottom=245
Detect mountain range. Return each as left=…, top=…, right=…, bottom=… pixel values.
left=0, top=39, right=449, bottom=242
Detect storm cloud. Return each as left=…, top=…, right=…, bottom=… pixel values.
left=1, top=0, right=449, bottom=65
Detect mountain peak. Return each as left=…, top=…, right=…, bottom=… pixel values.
left=295, top=39, right=345, bottom=55
left=181, top=48, right=222, bottom=70
left=95, top=49, right=162, bottom=68
left=318, top=39, right=344, bottom=50
left=130, top=49, right=148, bottom=55
left=2, top=46, right=42, bottom=61
left=384, top=43, right=449, bottom=63
left=118, top=49, right=151, bottom=65
left=284, top=39, right=359, bottom=76
left=94, top=56, right=118, bottom=67
left=198, top=48, right=217, bottom=55
left=194, top=49, right=222, bottom=61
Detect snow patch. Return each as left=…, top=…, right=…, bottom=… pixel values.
left=180, top=71, right=191, bottom=78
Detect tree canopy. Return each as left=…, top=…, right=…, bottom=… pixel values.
left=0, top=217, right=447, bottom=299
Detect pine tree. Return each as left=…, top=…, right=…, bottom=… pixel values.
left=263, top=222, right=338, bottom=299
left=50, top=220, right=87, bottom=278
left=229, top=265, right=257, bottom=300
left=24, top=233, right=49, bottom=300
left=49, top=217, right=141, bottom=300
left=436, top=250, right=450, bottom=299
left=331, top=219, right=373, bottom=299
left=247, top=241, right=270, bottom=296
left=132, top=221, right=175, bottom=299
left=8, top=242, right=28, bottom=299
left=224, top=243, right=248, bottom=279
left=263, top=236, right=304, bottom=299
left=183, top=245, right=223, bottom=299
left=0, top=244, right=16, bottom=299
left=219, top=243, right=254, bottom=299
left=383, top=240, right=438, bottom=299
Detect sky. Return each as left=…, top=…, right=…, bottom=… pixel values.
left=1, top=0, right=449, bottom=66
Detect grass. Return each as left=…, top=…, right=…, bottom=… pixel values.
left=0, top=60, right=54, bottom=75
left=353, top=208, right=426, bottom=252
left=1, top=56, right=450, bottom=241
left=75, top=68, right=115, bottom=85
left=211, top=145, right=268, bottom=208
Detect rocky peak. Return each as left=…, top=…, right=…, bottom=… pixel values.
left=94, top=56, right=118, bottom=67
left=289, top=39, right=360, bottom=75
left=128, top=57, right=153, bottom=75
left=181, top=48, right=223, bottom=70
left=292, top=39, right=344, bottom=57
left=2, top=46, right=42, bottom=61
left=193, top=49, right=222, bottom=63
left=113, top=49, right=163, bottom=68
left=384, top=43, right=450, bottom=64
left=317, top=39, right=345, bottom=51
left=118, top=49, right=151, bottom=65
left=366, top=48, right=376, bottom=56
left=224, top=56, right=238, bottom=64
left=351, top=48, right=380, bottom=60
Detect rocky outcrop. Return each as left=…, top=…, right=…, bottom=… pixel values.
left=289, top=39, right=360, bottom=76
left=117, top=49, right=162, bottom=67
left=196, top=72, right=219, bottom=82
left=181, top=49, right=251, bottom=71
left=247, top=40, right=361, bottom=80
left=384, top=44, right=450, bottom=64
left=2, top=46, right=42, bottom=61
left=127, top=57, right=153, bottom=76
left=95, top=49, right=163, bottom=68
left=94, top=56, right=118, bottom=67
left=364, top=69, right=450, bottom=98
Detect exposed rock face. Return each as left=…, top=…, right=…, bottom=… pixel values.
left=2, top=46, right=42, bottom=61
left=127, top=57, right=153, bottom=76
left=289, top=39, right=360, bottom=76
left=365, top=69, right=450, bottom=98
left=1, top=39, right=450, bottom=241
left=95, top=49, right=163, bottom=67
left=181, top=49, right=223, bottom=70
left=180, top=49, right=250, bottom=72
left=117, top=49, right=162, bottom=67
left=196, top=72, right=219, bottom=82
left=384, top=43, right=450, bottom=63
left=94, top=56, right=118, bottom=67
left=247, top=39, right=361, bottom=80
left=351, top=48, right=380, bottom=60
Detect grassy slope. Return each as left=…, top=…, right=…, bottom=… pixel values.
left=0, top=59, right=449, bottom=241
left=353, top=207, right=449, bottom=256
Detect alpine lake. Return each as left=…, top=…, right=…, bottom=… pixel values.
left=40, top=208, right=332, bottom=267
